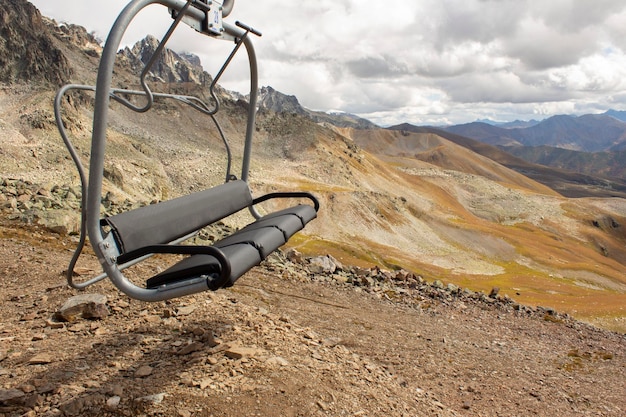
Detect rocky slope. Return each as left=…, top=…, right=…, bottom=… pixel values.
left=0, top=223, right=625, bottom=416
left=0, top=0, right=71, bottom=85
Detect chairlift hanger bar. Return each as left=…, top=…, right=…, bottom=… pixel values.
left=54, top=0, right=318, bottom=302
left=58, top=0, right=261, bottom=295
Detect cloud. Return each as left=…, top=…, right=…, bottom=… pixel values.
left=29, top=0, right=626, bottom=125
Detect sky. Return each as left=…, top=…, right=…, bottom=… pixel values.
left=30, top=0, right=626, bottom=126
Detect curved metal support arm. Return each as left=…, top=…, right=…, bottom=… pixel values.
left=252, top=192, right=320, bottom=215
left=101, top=243, right=231, bottom=301
left=54, top=84, right=96, bottom=289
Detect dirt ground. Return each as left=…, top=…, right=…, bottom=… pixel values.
left=0, top=221, right=625, bottom=417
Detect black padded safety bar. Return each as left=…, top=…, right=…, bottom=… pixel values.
left=118, top=243, right=232, bottom=290
left=145, top=201, right=318, bottom=290
left=252, top=191, right=320, bottom=213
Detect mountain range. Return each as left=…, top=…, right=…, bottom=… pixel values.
left=1, top=0, right=625, bottom=332
left=435, top=113, right=626, bottom=182
left=442, top=114, right=626, bottom=152
left=96, top=10, right=626, bottom=182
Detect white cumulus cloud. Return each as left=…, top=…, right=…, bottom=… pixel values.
left=30, top=0, right=626, bottom=125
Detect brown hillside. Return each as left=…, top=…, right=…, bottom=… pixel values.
left=392, top=124, right=626, bottom=199
left=342, top=128, right=559, bottom=196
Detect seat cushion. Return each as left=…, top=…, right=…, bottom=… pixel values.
left=105, top=180, right=252, bottom=254
left=146, top=243, right=262, bottom=289
left=215, top=226, right=286, bottom=259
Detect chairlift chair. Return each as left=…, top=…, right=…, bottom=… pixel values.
left=54, top=0, right=319, bottom=302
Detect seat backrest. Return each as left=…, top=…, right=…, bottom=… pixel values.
left=103, top=180, right=253, bottom=255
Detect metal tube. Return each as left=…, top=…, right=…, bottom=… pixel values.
left=88, top=0, right=217, bottom=301
left=76, top=0, right=262, bottom=301
left=223, top=22, right=259, bottom=184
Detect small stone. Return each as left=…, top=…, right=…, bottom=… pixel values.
left=46, top=319, right=65, bottom=329
left=106, top=395, right=121, bottom=409
left=108, top=384, right=124, bottom=397
left=143, top=314, right=161, bottom=323
left=177, top=305, right=197, bottom=316
left=68, top=322, right=88, bottom=333
left=285, top=248, right=304, bottom=263
left=177, top=341, right=204, bottom=355
left=134, top=365, right=154, bottom=378
left=20, top=312, right=38, bottom=321
left=29, top=353, right=54, bottom=365
left=332, top=274, right=349, bottom=283
left=224, top=345, right=262, bottom=360
left=266, top=356, right=290, bottom=366
left=55, top=294, right=109, bottom=322
left=489, top=287, right=500, bottom=298
left=308, top=255, right=337, bottom=274
left=191, top=327, right=205, bottom=336
left=317, top=400, right=330, bottom=411
left=204, top=331, right=220, bottom=348
left=0, top=388, right=25, bottom=404
left=19, top=384, right=35, bottom=393
left=136, top=392, right=166, bottom=404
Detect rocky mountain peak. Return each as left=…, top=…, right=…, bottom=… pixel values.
left=259, top=86, right=306, bottom=115
left=119, top=35, right=208, bottom=84
left=0, top=0, right=72, bottom=85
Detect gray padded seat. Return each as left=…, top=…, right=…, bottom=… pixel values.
left=104, top=180, right=252, bottom=257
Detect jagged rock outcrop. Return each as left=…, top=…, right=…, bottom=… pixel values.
left=0, top=0, right=72, bottom=85
left=258, top=85, right=377, bottom=129
left=50, top=21, right=102, bottom=58
left=119, top=34, right=209, bottom=84
left=259, top=86, right=306, bottom=115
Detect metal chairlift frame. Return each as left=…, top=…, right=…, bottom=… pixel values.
left=54, top=0, right=319, bottom=301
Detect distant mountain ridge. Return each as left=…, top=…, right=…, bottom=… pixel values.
left=389, top=123, right=626, bottom=198
left=475, top=119, right=541, bottom=129
left=604, top=109, right=626, bottom=122
left=501, top=145, right=626, bottom=181
left=258, top=86, right=378, bottom=129
left=443, top=113, right=626, bottom=152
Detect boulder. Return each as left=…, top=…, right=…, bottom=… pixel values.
left=55, top=293, right=109, bottom=322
